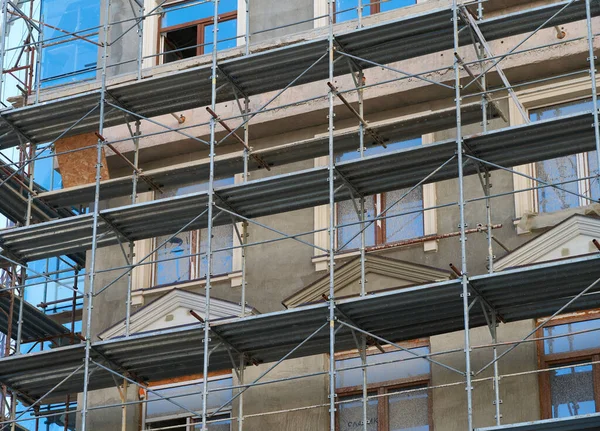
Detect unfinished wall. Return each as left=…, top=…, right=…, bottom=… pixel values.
left=101, top=0, right=142, bottom=79
left=55, top=132, right=110, bottom=188
left=249, top=0, right=314, bottom=43
left=431, top=321, right=541, bottom=430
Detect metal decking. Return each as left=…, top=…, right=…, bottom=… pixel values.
left=0, top=0, right=596, bottom=149
left=0, top=110, right=595, bottom=265
left=0, top=295, right=74, bottom=346
left=476, top=413, right=600, bottom=431
left=0, top=254, right=597, bottom=402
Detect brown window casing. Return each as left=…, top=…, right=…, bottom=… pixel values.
left=335, top=339, right=432, bottom=431
left=158, top=0, right=237, bottom=63
left=536, top=310, right=600, bottom=419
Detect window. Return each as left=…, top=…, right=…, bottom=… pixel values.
left=334, top=0, right=416, bottom=23
left=144, top=376, right=232, bottom=430
left=336, top=343, right=431, bottom=431
left=529, top=99, right=599, bottom=213
left=538, top=315, right=600, bottom=419
left=154, top=178, right=234, bottom=286
left=40, top=0, right=100, bottom=87
left=336, top=138, right=424, bottom=252
left=160, top=0, right=238, bottom=64
left=34, top=144, right=62, bottom=192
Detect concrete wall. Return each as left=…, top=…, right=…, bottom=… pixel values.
left=79, top=195, right=140, bottom=431
left=249, top=0, right=315, bottom=43
left=100, top=0, right=142, bottom=79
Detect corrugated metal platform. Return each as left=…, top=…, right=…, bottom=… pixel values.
left=476, top=413, right=600, bottom=431
left=0, top=110, right=595, bottom=265
left=0, top=254, right=598, bottom=402
left=0, top=0, right=596, bottom=149
left=0, top=295, right=74, bottom=346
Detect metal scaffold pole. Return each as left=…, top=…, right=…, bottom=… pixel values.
left=327, top=0, right=336, bottom=430
left=0, top=0, right=8, bottom=105
left=202, top=0, right=220, bottom=429
left=81, top=0, right=111, bottom=428
left=585, top=0, right=600, bottom=198
left=453, top=1, right=474, bottom=429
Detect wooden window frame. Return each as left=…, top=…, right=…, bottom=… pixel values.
left=143, top=372, right=233, bottom=430
left=335, top=339, right=432, bottom=431
left=536, top=311, right=600, bottom=419
left=335, top=188, right=424, bottom=252
left=158, top=0, right=237, bottom=63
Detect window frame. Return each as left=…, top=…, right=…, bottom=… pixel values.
left=334, top=186, right=425, bottom=252
left=335, top=339, right=433, bottom=431
left=536, top=310, right=600, bottom=419
left=142, top=373, right=233, bottom=431
left=509, top=77, right=599, bottom=231
left=158, top=0, right=238, bottom=64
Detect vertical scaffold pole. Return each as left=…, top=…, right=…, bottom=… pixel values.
left=453, top=2, right=474, bottom=429
left=125, top=120, right=140, bottom=337
left=137, top=2, right=144, bottom=80
left=327, top=1, right=336, bottom=430
left=81, top=0, right=111, bottom=428
left=585, top=0, right=600, bottom=198
left=202, top=0, right=220, bottom=429
left=34, top=14, right=43, bottom=103
left=0, top=0, right=8, bottom=105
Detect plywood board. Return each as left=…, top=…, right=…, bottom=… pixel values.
left=54, top=132, right=110, bottom=189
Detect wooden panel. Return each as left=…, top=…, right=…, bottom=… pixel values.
left=54, top=132, right=110, bottom=189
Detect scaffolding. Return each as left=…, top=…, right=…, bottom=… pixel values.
left=0, top=0, right=599, bottom=430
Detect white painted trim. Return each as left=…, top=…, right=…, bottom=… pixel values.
left=285, top=254, right=450, bottom=308
left=237, top=0, right=247, bottom=47
left=313, top=0, right=328, bottom=28
left=422, top=133, right=437, bottom=252
left=495, top=214, right=600, bottom=271
left=314, top=156, right=330, bottom=271
left=101, top=288, right=255, bottom=339
left=143, top=0, right=160, bottom=68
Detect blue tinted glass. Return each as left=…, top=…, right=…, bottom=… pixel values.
left=41, top=36, right=99, bottom=86
left=34, top=145, right=62, bottom=191
left=337, top=137, right=421, bottom=162
left=156, top=177, right=234, bottom=285
left=530, top=100, right=594, bottom=213
left=385, top=187, right=423, bottom=242
left=42, top=0, right=100, bottom=40
left=41, top=0, right=100, bottom=86
left=535, top=156, right=579, bottom=213
left=336, top=0, right=370, bottom=23
left=163, top=0, right=237, bottom=28
left=163, top=2, right=214, bottom=27
left=550, top=364, right=595, bottom=418
left=530, top=99, right=594, bottom=122
left=544, top=319, right=600, bottom=354
left=204, top=19, right=238, bottom=53
left=380, top=0, right=416, bottom=12
left=337, top=197, right=376, bottom=250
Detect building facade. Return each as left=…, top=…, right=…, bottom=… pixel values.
left=0, top=0, right=600, bottom=430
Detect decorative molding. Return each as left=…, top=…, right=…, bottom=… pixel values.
left=285, top=254, right=450, bottom=308
left=495, top=214, right=600, bottom=271
left=100, top=288, right=256, bottom=339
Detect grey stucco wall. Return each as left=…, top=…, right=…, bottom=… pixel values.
left=79, top=195, right=140, bottom=431
left=249, top=0, right=314, bottom=43
left=99, top=0, right=142, bottom=79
